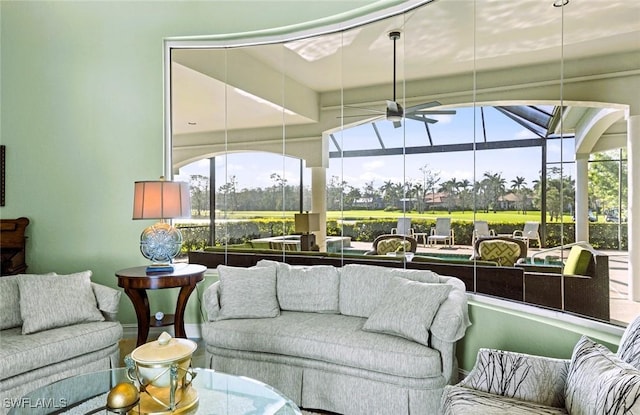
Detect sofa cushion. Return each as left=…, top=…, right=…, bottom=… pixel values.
left=441, top=386, right=568, bottom=415
left=563, top=246, right=592, bottom=276
left=273, top=262, right=340, bottom=314
left=363, top=277, right=451, bottom=346
left=0, top=273, right=55, bottom=330
left=203, top=311, right=443, bottom=379
left=339, top=264, right=439, bottom=317
left=18, top=271, right=105, bottom=334
left=565, top=336, right=640, bottom=415
left=216, top=264, right=280, bottom=320
left=0, top=321, right=122, bottom=381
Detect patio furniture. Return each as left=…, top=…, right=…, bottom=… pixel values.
left=472, top=220, right=495, bottom=246
left=477, top=239, right=522, bottom=266
left=513, top=222, right=542, bottom=248
left=471, top=236, right=528, bottom=266
left=189, top=244, right=610, bottom=321
left=391, top=217, right=415, bottom=237
left=364, top=234, right=418, bottom=255
left=427, top=218, right=454, bottom=247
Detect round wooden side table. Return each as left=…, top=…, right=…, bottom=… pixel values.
left=115, top=263, right=206, bottom=346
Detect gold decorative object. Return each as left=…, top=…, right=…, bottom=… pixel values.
left=124, top=332, right=198, bottom=414
left=106, top=382, right=140, bottom=413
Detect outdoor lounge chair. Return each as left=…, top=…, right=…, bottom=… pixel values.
left=513, top=221, right=542, bottom=248
left=427, top=217, right=454, bottom=247
left=390, top=217, right=415, bottom=237
left=364, top=234, right=418, bottom=255
left=472, top=220, right=495, bottom=246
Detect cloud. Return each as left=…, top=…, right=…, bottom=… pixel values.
left=362, top=160, right=385, bottom=170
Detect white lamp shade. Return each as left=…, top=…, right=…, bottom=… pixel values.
left=133, top=180, right=191, bottom=220
left=295, top=213, right=320, bottom=233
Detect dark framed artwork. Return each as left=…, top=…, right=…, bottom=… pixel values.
left=1, top=145, right=5, bottom=206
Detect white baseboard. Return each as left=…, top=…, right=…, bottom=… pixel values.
left=122, top=323, right=203, bottom=341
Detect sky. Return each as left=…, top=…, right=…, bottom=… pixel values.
left=175, top=106, right=576, bottom=192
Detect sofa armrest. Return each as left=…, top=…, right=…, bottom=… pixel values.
left=202, top=281, right=221, bottom=321
left=91, top=283, right=121, bottom=321
left=457, top=348, right=569, bottom=407
left=431, top=277, right=471, bottom=342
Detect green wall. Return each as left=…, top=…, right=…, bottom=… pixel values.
left=0, top=0, right=387, bottom=324
left=1, top=0, right=624, bottom=372
left=458, top=300, right=622, bottom=371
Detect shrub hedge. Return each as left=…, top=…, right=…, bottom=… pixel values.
left=178, top=218, right=627, bottom=252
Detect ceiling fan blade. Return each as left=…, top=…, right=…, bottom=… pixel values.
left=406, top=101, right=442, bottom=112
left=344, top=105, right=384, bottom=114
left=414, top=109, right=457, bottom=115
left=405, top=113, right=438, bottom=124
left=337, top=114, right=380, bottom=119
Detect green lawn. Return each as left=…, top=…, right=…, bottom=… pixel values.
left=207, top=210, right=575, bottom=223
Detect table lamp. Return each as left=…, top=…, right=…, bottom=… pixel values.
left=132, top=178, right=191, bottom=273
left=295, top=212, right=320, bottom=251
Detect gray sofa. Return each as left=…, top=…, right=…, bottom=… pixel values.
left=441, top=314, right=640, bottom=414
left=201, top=261, right=471, bottom=415
left=0, top=271, right=123, bottom=413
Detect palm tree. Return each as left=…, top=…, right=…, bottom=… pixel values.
left=511, top=176, right=527, bottom=214
left=379, top=180, right=395, bottom=208
left=412, top=182, right=424, bottom=213
left=458, top=179, right=472, bottom=213
left=483, top=172, right=506, bottom=213
left=439, top=178, right=460, bottom=214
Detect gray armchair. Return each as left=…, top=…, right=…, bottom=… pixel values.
left=441, top=314, right=640, bottom=414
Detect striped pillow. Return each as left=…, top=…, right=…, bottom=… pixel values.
left=565, top=336, right=640, bottom=414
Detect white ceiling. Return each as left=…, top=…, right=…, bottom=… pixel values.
left=171, top=0, right=640, bottom=136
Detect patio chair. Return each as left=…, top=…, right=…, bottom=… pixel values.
left=390, top=217, right=415, bottom=237
left=513, top=221, right=542, bottom=248
left=427, top=217, right=455, bottom=247
left=472, top=220, right=495, bottom=246
left=364, top=234, right=418, bottom=255
left=474, top=237, right=527, bottom=266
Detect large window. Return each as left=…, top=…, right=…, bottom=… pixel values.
left=168, top=0, right=635, bottom=325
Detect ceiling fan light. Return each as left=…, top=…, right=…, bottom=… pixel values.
left=387, top=114, right=403, bottom=122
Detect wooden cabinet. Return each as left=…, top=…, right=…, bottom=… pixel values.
left=1, top=217, right=29, bottom=276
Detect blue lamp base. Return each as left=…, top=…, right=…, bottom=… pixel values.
left=139, top=222, right=183, bottom=274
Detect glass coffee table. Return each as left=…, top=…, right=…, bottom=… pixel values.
left=9, top=367, right=301, bottom=415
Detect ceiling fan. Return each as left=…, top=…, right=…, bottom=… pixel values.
left=342, top=30, right=456, bottom=128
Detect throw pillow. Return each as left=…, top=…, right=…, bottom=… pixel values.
left=0, top=274, right=23, bottom=330
left=18, top=271, right=105, bottom=334
left=565, top=335, right=640, bottom=415
left=1, top=273, right=58, bottom=330
left=617, top=315, right=640, bottom=370
left=274, top=262, right=339, bottom=313
left=564, top=245, right=592, bottom=276
left=91, top=282, right=122, bottom=321
left=216, top=264, right=280, bottom=321
left=363, top=276, right=452, bottom=346
left=340, top=264, right=439, bottom=317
